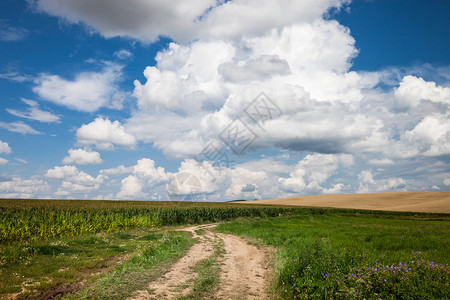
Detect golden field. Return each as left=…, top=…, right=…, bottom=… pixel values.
left=240, top=191, right=450, bottom=213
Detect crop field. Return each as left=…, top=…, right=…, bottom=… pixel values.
left=242, top=191, right=450, bottom=214
left=0, top=198, right=448, bottom=299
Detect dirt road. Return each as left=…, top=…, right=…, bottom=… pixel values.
left=128, top=224, right=272, bottom=300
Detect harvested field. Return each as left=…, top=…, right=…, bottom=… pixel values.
left=239, top=191, right=450, bottom=213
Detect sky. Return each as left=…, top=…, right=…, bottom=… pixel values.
left=0, top=0, right=449, bottom=201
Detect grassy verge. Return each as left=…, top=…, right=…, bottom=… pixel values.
left=66, top=231, right=193, bottom=300
left=0, top=228, right=193, bottom=299
left=215, top=214, right=449, bottom=299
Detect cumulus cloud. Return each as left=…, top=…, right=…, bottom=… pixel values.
left=278, top=153, right=352, bottom=194
left=133, top=41, right=234, bottom=111
left=126, top=18, right=367, bottom=158
left=45, top=165, right=104, bottom=195
left=6, top=98, right=60, bottom=123
left=0, top=121, right=42, bottom=134
left=76, top=117, right=136, bottom=150
left=100, top=165, right=133, bottom=175
left=391, top=114, right=450, bottom=158
left=0, top=141, right=11, bottom=155
left=357, top=170, right=406, bottom=193
left=169, top=158, right=268, bottom=200
left=31, top=0, right=349, bottom=42
left=394, top=75, right=450, bottom=110
left=62, top=148, right=103, bottom=165
left=0, top=177, right=50, bottom=198
left=117, top=158, right=170, bottom=199
left=32, top=63, right=124, bottom=112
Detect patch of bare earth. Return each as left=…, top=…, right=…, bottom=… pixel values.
left=129, top=224, right=272, bottom=300
left=214, top=233, right=271, bottom=300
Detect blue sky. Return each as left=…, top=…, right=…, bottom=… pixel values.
left=0, top=0, right=449, bottom=201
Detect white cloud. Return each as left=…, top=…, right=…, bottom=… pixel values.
left=0, top=177, right=50, bottom=198
left=32, top=0, right=349, bottom=42
left=394, top=75, right=450, bottom=110
left=278, top=153, right=352, bottom=194
left=45, top=165, right=103, bottom=183
left=0, top=121, right=42, bottom=135
left=171, top=158, right=271, bottom=200
left=76, top=117, right=136, bottom=150
left=392, top=114, right=450, bottom=158
left=357, top=170, right=406, bottom=193
left=45, top=165, right=79, bottom=178
left=32, top=63, right=124, bottom=112
left=100, top=165, right=133, bottom=175
left=62, top=148, right=103, bottom=165
left=0, top=141, right=11, bottom=155
left=444, top=178, right=450, bottom=186
left=133, top=41, right=234, bottom=111
left=117, top=175, right=143, bottom=198
left=126, top=19, right=368, bottom=158
left=117, top=158, right=170, bottom=199
left=45, top=165, right=104, bottom=195
left=6, top=98, right=60, bottom=123
left=113, top=49, right=132, bottom=60
left=0, top=158, right=8, bottom=165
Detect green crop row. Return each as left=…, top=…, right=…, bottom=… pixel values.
left=0, top=206, right=299, bottom=243
left=1, top=199, right=446, bottom=244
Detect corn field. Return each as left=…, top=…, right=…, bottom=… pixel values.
left=0, top=199, right=440, bottom=244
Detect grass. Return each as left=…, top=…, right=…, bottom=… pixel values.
left=0, top=228, right=193, bottom=299
left=68, top=231, right=193, bottom=300
left=215, top=213, right=449, bottom=299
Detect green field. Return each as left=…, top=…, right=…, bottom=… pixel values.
left=216, top=214, right=449, bottom=299
left=0, top=198, right=448, bottom=299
